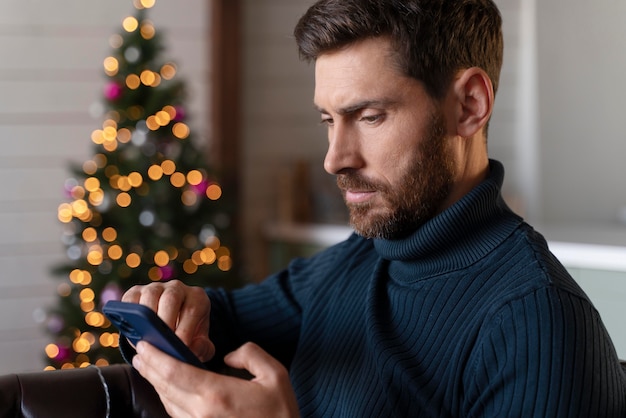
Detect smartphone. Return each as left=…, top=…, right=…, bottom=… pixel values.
left=103, top=300, right=206, bottom=369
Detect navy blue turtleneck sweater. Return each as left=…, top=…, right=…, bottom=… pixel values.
left=207, top=160, right=626, bottom=417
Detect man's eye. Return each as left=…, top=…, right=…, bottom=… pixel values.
left=320, top=117, right=334, bottom=126
left=360, top=114, right=383, bottom=124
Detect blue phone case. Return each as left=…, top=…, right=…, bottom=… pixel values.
left=103, top=300, right=206, bottom=369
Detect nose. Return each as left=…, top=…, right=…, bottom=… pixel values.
left=323, top=123, right=363, bottom=175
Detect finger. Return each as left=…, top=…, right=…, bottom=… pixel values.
left=155, top=280, right=187, bottom=331
left=174, top=286, right=210, bottom=346
left=133, top=342, right=233, bottom=412
left=121, top=285, right=144, bottom=303
left=190, top=336, right=215, bottom=363
left=224, top=342, right=288, bottom=382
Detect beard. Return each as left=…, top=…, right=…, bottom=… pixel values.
left=337, top=111, right=455, bottom=240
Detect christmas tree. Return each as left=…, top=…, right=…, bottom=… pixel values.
left=44, top=0, right=237, bottom=370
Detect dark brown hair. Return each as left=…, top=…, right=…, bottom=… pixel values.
left=294, top=0, right=503, bottom=100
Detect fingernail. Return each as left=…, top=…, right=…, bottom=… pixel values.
left=132, top=355, right=142, bottom=369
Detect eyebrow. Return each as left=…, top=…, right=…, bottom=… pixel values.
left=314, top=99, right=397, bottom=115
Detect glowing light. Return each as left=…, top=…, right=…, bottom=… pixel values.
left=108, top=245, right=123, bottom=260
left=91, top=130, right=105, bottom=145
left=103, top=57, right=119, bottom=76
left=163, top=105, right=176, bottom=119
left=140, top=21, right=155, bottom=39
left=85, top=312, right=106, bottom=327
left=102, top=227, right=117, bottom=242
left=100, top=332, right=117, bottom=347
left=95, top=358, right=110, bottom=367
left=161, top=160, right=176, bottom=175
left=94, top=154, right=108, bottom=168
left=58, top=203, right=73, bottom=223
left=187, top=170, right=203, bottom=185
left=71, top=200, right=89, bottom=217
left=128, top=172, right=143, bottom=187
left=81, top=301, right=95, bottom=312
left=155, top=110, right=171, bottom=126
left=148, top=266, right=163, bottom=281
left=146, top=116, right=160, bottom=131
left=126, top=74, right=141, bottom=90
left=154, top=250, right=169, bottom=267
left=69, top=269, right=92, bottom=286
left=123, top=16, right=139, bottom=33
left=160, top=63, right=176, bottom=80
left=140, top=70, right=156, bottom=86
left=82, top=227, right=98, bottom=243
left=117, top=128, right=132, bottom=143
left=218, top=256, right=233, bottom=271
left=182, top=190, right=198, bottom=206
left=202, top=248, right=217, bottom=264
left=103, top=119, right=117, bottom=128
left=170, top=172, right=186, bottom=188
left=84, top=178, right=100, bottom=192
left=126, top=253, right=141, bottom=268
left=45, top=344, right=60, bottom=359
left=83, top=160, right=98, bottom=175
left=172, top=122, right=190, bottom=139
left=87, top=246, right=104, bottom=265
left=116, top=192, right=132, bottom=207
left=206, top=184, right=222, bottom=200
left=191, top=250, right=204, bottom=265
left=183, top=259, right=198, bottom=274
left=102, top=140, right=118, bottom=152
left=71, top=186, right=85, bottom=199
left=109, top=174, right=120, bottom=189
left=148, top=165, right=163, bottom=180
left=89, top=189, right=105, bottom=206
left=73, top=334, right=92, bottom=353
left=140, top=0, right=156, bottom=8
left=102, top=126, right=116, bottom=142
left=117, top=176, right=132, bottom=191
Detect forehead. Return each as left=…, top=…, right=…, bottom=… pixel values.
left=313, top=37, right=422, bottom=110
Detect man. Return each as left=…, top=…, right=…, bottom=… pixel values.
left=124, top=0, right=626, bottom=416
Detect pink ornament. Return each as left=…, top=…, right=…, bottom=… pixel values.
left=160, top=265, right=174, bottom=280
left=55, top=344, right=71, bottom=362
left=174, top=105, right=186, bottom=121
left=190, top=179, right=208, bottom=195
left=104, top=82, right=123, bottom=101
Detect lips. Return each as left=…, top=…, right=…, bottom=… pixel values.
left=344, top=189, right=376, bottom=204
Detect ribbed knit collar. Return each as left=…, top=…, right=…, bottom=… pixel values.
left=373, top=159, right=523, bottom=281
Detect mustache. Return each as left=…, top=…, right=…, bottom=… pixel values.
left=336, top=172, right=387, bottom=193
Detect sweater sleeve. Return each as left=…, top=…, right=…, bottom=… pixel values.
left=206, top=268, right=303, bottom=367
left=465, top=287, right=626, bottom=418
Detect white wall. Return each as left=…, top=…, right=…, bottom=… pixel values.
left=0, top=0, right=208, bottom=373
left=537, top=1, right=626, bottom=226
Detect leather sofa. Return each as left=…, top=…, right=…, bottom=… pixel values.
left=0, top=364, right=168, bottom=417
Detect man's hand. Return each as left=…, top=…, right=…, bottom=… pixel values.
left=122, top=280, right=214, bottom=361
left=133, top=341, right=300, bottom=418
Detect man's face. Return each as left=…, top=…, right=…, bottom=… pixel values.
left=314, top=37, right=455, bottom=239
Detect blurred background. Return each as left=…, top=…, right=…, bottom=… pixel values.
left=1, top=0, right=625, bottom=373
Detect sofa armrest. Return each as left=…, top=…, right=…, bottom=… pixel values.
left=0, top=364, right=168, bottom=418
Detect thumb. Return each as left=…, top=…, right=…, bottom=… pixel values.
left=223, top=342, right=286, bottom=380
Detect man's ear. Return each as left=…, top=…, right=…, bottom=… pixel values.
left=452, top=67, right=494, bottom=137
